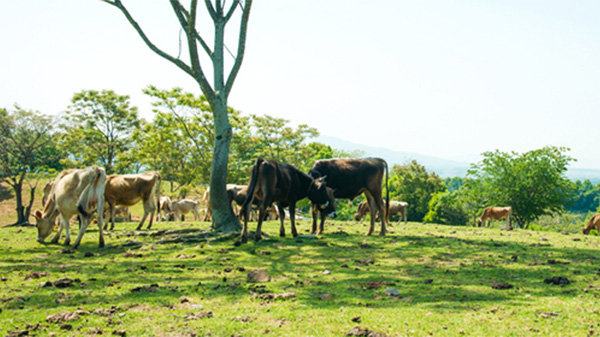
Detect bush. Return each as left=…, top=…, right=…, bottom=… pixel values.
left=424, top=191, right=468, bottom=226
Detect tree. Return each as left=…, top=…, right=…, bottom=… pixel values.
left=103, top=1, right=253, bottom=232
left=0, top=106, right=61, bottom=225
left=60, top=90, right=140, bottom=174
left=466, top=146, right=576, bottom=228
left=423, top=191, right=469, bottom=226
left=389, top=160, right=446, bottom=222
left=567, top=179, right=600, bottom=214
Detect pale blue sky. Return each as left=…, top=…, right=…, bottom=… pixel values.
left=1, top=1, right=599, bottom=168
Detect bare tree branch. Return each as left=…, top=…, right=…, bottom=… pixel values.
left=224, top=0, right=239, bottom=23
left=102, top=0, right=195, bottom=78
left=204, top=0, right=218, bottom=21
left=224, top=0, right=252, bottom=97
left=173, top=3, right=213, bottom=56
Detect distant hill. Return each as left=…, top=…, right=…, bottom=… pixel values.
left=317, top=135, right=600, bottom=183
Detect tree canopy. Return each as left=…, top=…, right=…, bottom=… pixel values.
left=465, top=146, right=577, bottom=228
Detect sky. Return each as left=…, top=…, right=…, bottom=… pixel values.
left=1, top=1, right=599, bottom=169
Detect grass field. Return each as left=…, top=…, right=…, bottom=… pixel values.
left=2, top=217, right=600, bottom=336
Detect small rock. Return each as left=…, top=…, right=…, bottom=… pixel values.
left=384, top=288, right=401, bottom=297
left=323, top=270, right=331, bottom=275
left=84, top=252, right=94, bottom=257
left=247, top=269, right=271, bottom=283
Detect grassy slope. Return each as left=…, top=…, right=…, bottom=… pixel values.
left=1, top=219, right=600, bottom=336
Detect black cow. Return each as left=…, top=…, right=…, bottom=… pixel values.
left=240, top=158, right=337, bottom=243
left=309, top=158, right=389, bottom=236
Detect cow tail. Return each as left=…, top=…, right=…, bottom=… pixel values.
left=384, top=160, right=390, bottom=224
left=77, top=166, right=107, bottom=219
left=241, top=158, right=263, bottom=217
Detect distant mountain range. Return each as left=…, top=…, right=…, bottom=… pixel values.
left=317, top=135, right=600, bottom=183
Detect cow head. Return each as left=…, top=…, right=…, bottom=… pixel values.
left=308, top=177, right=337, bottom=218
left=32, top=209, right=54, bottom=243
left=583, top=227, right=591, bottom=235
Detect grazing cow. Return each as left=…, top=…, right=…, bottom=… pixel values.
left=309, top=158, right=389, bottom=236
left=104, top=171, right=161, bottom=230
left=32, top=166, right=106, bottom=249
left=104, top=205, right=131, bottom=223
left=354, top=200, right=408, bottom=224
left=582, top=213, right=600, bottom=235
left=41, top=169, right=77, bottom=227
left=157, top=196, right=173, bottom=221
left=240, top=158, right=337, bottom=243
left=169, top=198, right=202, bottom=221
left=477, top=206, right=512, bottom=228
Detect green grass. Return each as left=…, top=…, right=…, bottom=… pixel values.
left=1, top=219, right=600, bottom=336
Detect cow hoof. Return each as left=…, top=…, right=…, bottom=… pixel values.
left=71, top=244, right=79, bottom=249
left=379, top=231, right=386, bottom=236
left=64, top=239, right=71, bottom=246
left=135, top=226, right=142, bottom=231
left=279, top=232, right=285, bottom=237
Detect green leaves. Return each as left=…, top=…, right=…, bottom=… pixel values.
left=60, top=90, right=140, bottom=174
left=466, top=146, right=576, bottom=228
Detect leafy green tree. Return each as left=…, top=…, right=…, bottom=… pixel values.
left=0, top=106, right=62, bottom=225
left=466, top=146, right=576, bottom=228
left=424, top=191, right=469, bottom=226
left=389, top=160, right=446, bottom=222
left=103, top=1, right=253, bottom=233
left=248, top=114, right=318, bottom=171
left=567, top=179, right=600, bottom=214
left=60, top=90, right=140, bottom=174
left=444, top=177, right=465, bottom=192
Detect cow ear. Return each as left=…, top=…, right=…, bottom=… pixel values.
left=32, top=210, right=43, bottom=220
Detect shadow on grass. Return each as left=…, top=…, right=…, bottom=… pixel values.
left=1, top=220, right=599, bottom=315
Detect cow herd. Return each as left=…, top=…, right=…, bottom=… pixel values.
left=30, top=157, right=600, bottom=249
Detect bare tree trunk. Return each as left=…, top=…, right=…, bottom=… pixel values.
left=210, top=98, right=241, bottom=232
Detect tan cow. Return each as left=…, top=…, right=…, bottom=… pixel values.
left=104, top=205, right=131, bottom=223
left=169, top=198, right=202, bottom=221
left=477, top=206, right=512, bottom=228
left=582, top=213, right=600, bottom=235
left=104, top=171, right=161, bottom=230
left=354, top=200, right=408, bottom=224
left=202, top=188, right=211, bottom=221
left=32, top=166, right=106, bottom=249
left=157, top=196, right=173, bottom=221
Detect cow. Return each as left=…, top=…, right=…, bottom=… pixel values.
left=582, top=213, right=600, bottom=235
left=477, top=206, right=512, bottom=228
left=308, top=158, right=389, bottom=236
left=240, top=158, right=336, bottom=243
left=32, top=166, right=106, bottom=249
left=41, top=169, right=77, bottom=228
left=354, top=200, right=408, bottom=224
left=169, top=198, right=202, bottom=221
left=202, top=188, right=211, bottom=222
left=104, top=205, right=131, bottom=223
left=157, top=196, right=173, bottom=221
left=104, top=171, right=161, bottom=230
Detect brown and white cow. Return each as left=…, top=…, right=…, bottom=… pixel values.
left=104, top=171, right=161, bottom=230
left=157, top=196, right=173, bottom=221
left=582, top=213, right=600, bottom=235
left=309, top=158, right=389, bottom=236
left=240, top=158, right=336, bottom=243
left=169, top=198, right=202, bottom=221
left=32, top=166, right=106, bottom=249
left=477, top=206, right=512, bottom=228
left=354, top=200, right=408, bottom=224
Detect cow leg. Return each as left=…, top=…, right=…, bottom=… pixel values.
left=241, top=202, right=251, bottom=244
left=255, top=205, right=268, bottom=242
left=146, top=200, right=156, bottom=229
left=311, top=204, right=319, bottom=234
left=365, top=195, right=378, bottom=236
left=277, top=203, right=286, bottom=237
left=289, top=203, right=299, bottom=238
left=136, top=210, right=148, bottom=230
left=317, top=212, right=326, bottom=235
left=52, top=214, right=68, bottom=244
left=72, top=216, right=89, bottom=249
left=193, top=209, right=200, bottom=222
